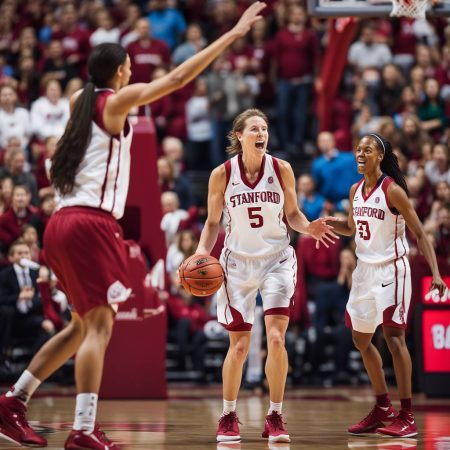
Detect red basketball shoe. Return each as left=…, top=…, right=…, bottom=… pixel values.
left=262, top=411, right=290, bottom=443
left=64, top=424, right=122, bottom=449
left=216, top=411, right=241, bottom=442
left=0, top=394, right=47, bottom=447
left=377, top=410, right=418, bottom=438
left=348, top=404, right=398, bottom=435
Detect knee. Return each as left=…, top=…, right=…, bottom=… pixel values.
left=231, top=342, right=249, bottom=363
left=267, top=331, right=285, bottom=352
left=385, top=335, right=405, bottom=356
left=352, top=335, right=370, bottom=353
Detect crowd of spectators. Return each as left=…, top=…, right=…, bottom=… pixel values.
left=0, top=0, right=449, bottom=386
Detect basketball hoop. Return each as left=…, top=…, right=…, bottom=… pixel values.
left=390, top=0, right=428, bottom=19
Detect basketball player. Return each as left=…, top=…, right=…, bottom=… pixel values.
left=193, top=109, right=338, bottom=443
left=327, top=134, right=448, bottom=438
left=0, top=4, right=266, bottom=448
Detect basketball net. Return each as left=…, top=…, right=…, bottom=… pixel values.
left=390, top=0, right=428, bottom=19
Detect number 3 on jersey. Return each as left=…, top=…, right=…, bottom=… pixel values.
left=357, top=220, right=371, bottom=240
left=248, top=207, right=264, bottom=228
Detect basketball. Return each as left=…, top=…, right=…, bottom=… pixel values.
left=179, top=254, right=224, bottom=297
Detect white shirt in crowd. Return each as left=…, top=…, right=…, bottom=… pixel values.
left=0, top=107, right=31, bottom=149
left=348, top=42, right=392, bottom=70
left=30, top=97, right=70, bottom=140
left=185, top=96, right=212, bottom=142
left=90, top=27, right=120, bottom=47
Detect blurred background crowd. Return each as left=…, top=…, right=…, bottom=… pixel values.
left=0, top=0, right=449, bottom=390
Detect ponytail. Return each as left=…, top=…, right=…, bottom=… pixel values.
left=368, top=133, right=409, bottom=196
left=50, top=82, right=96, bottom=195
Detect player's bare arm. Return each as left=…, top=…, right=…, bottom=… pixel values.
left=278, top=159, right=338, bottom=247
left=326, top=183, right=358, bottom=236
left=388, top=182, right=448, bottom=296
left=107, top=2, right=266, bottom=117
left=196, top=165, right=227, bottom=256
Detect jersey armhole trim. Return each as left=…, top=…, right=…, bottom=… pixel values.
left=381, top=176, right=399, bottom=215
left=272, top=157, right=285, bottom=191
left=224, top=159, right=231, bottom=191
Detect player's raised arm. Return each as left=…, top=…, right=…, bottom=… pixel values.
left=325, top=183, right=359, bottom=236
left=388, top=182, right=448, bottom=297
left=109, top=2, right=266, bottom=116
left=196, top=165, right=227, bottom=256
left=278, top=159, right=338, bottom=248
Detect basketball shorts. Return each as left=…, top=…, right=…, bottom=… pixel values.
left=44, top=207, right=132, bottom=317
left=217, top=246, right=297, bottom=331
left=345, top=256, right=411, bottom=334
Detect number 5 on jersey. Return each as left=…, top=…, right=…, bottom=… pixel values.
left=248, top=207, right=264, bottom=228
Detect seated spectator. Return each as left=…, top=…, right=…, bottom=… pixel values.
left=161, top=136, right=185, bottom=177
left=157, top=155, right=193, bottom=210
left=172, top=23, right=206, bottom=66
left=418, top=78, right=449, bottom=141
left=425, top=180, right=450, bottom=229
left=13, top=54, right=40, bottom=108
left=297, top=174, right=327, bottom=221
left=119, top=3, right=142, bottom=48
left=166, top=230, right=198, bottom=287
left=0, top=149, right=39, bottom=205
left=0, top=240, right=54, bottom=376
left=434, top=204, right=450, bottom=259
left=0, top=84, right=31, bottom=151
left=185, top=77, right=213, bottom=170
left=126, top=18, right=171, bottom=84
left=63, top=77, right=83, bottom=101
left=9, top=27, right=42, bottom=71
left=89, top=8, right=120, bottom=47
left=35, top=135, right=58, bottom=197
left=30, top=79, right=70, bottom=142
left=160, top=191, right=188, bottom=246
left=37, top=193, right=56, bottom=232
left=40, top=40, right=77, bottom=92
left=377, top=63, right=405, bottom=116
left=398, top=112, right=432, bottom=160
left=348, top=22, right=392, bottom=83
left=0, top=176, right=13, bottom=215
left=0, top=185, right=42, bottom=252
left=425, top=143, right=450, bottom=186
left=21, top=224, right=40, bottom=263
left=311, top=131, right=360, bottom=205
left=147, top=0, right=187, bottom=50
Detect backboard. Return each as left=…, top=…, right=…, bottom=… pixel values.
left=307, top=0, right=450, bottom=17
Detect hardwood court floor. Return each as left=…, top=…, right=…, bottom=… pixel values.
left=0, top=385, right=449, bottom=449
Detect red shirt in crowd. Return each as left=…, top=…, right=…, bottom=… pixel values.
left=271, top=27, right=320, bottom=79
left=127, top=39, right=170, bottom=84
left=0, top=207, right=41, bottom=248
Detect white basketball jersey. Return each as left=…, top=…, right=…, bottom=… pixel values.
left=56, top=89, right=133, bottom=219
left=223, top=154, right=289, bottom=257
left=353, top=174, right=409, bottom=264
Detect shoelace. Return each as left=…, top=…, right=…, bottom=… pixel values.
left=10, top=404, right=32, bottom=430
left=94, top=425, right=112, bottom=444
left=219, top=412, right=241, bottom=432
left=268, top=413, right=286, bottom=431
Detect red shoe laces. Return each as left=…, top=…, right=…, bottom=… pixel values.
left=268, top=412, right=286, bottom=430
left=219, top=412, right=240, bottom=432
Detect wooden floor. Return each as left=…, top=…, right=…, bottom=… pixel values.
left=0, top=385, right=449, bottom=449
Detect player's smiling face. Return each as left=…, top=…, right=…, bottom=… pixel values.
left=355, top=136, right=383, bottom=175
left=237, top=116, right=268, bottom=155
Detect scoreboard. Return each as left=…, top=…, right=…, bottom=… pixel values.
left=416, top=276, right=450, bottom=396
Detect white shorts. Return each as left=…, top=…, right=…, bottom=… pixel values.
left=346, top=257, right=411, bottom=334
left=217, top=246, right=297, bottom=331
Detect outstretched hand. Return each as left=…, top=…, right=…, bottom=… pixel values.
left=232, top=2, right=266, bottom=37
left=425, top=276, right=449, bottom=302
left=307, top=216, right=340, bottom=249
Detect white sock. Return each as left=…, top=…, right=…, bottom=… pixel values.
left=73, top=393, right=98, bottom=433
left=6, top=370, right=41, bottom=404
left=268, top=401, right=282, bottom=415
left=223, top=399, right=237, bottom=415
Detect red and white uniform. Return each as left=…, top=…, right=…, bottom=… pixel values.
left=346, top=175, right=411, bottom=333
left=44, top=88, right=133, bottom=317
left=217, top=154, right=296, bottom=331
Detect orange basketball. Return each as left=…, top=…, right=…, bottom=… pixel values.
left=179, top=254, right=224, bottom=297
